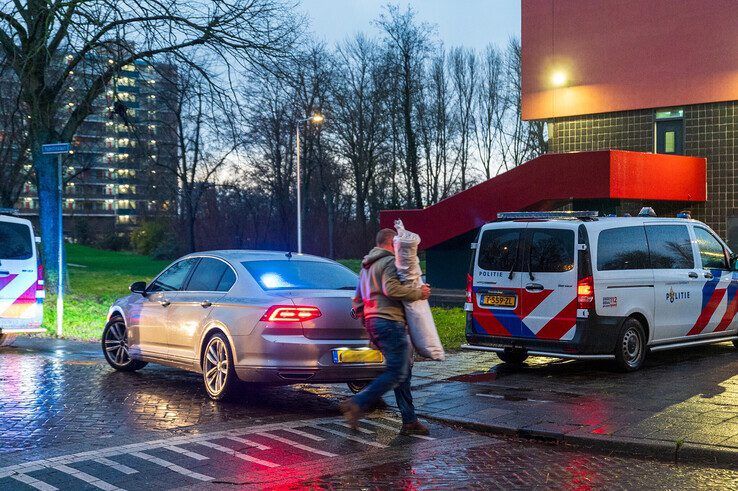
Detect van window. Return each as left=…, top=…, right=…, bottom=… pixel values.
left=597, top=226, right=650, bottom=270
left=645, top=225, right=694, bottom=269
left=0, top=222, right=33, bottom=260
left=694, top=227, right=728, bottom=270
left=530, top=229, right=574, bottom=272
left=477, top=228, right=521, bottom=271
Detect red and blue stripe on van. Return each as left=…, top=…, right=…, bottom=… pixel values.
left=688, top=270, right=738, bottom=336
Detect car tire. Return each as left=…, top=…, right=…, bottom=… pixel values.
left=102, top=317, right=147, bottom=372
left=497, top=348, right=528, bottom=365
left=614, top=317, right=647, bottom=372
left=0, top=333, right=17, bottom=347
left=202, top=332, right=239, bottom=401
left=347, top=381, right=369, bottom=394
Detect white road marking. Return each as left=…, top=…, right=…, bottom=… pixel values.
left=225, top=436, right=270, bottom=451
left=195, top=441, right=279, bottom=468
left=51, top=465, right=124, bottom=491
left=255, top=432, right=338, bottom=457
left=360, top=418, right=435, bottom=441
left=336, top=422, right=374, bottom=434
left=93, top=458, right=138, bottom=475
left=164, top=445, right=209, bottom=461
left=281, top=427, right=326, bottom=441
left=129, top=452, right=213, bottom=482
left=307, top=425, right=387, bottom=448
left=10, top=473, right=58, bottom=491
left=476, top=393, right=552, bottom=404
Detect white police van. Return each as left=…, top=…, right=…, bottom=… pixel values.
left=0, top=209, right=44, bottom=346
left=462, top=210, right=738, bottom=371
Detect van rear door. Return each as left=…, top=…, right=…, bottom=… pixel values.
left=521, top=224, right=578, bottom=340
left=470, top=223, right=526, bottom=338
left=0, top=217, right=41, bottom=328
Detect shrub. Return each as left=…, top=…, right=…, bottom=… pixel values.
left=130, top=221, right=169, bottom=256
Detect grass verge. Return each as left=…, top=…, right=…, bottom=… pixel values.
left=44, top=246, right=464, bottom=349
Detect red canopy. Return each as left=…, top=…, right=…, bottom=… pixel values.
left=380, top=150, right=706, bottom=250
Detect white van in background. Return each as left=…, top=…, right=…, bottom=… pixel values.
left=463, top=210, right=738, bottom=371
left=0, top=210, right=44, bottom=346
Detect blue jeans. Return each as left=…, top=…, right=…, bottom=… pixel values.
left=352, top=317, right=416, bottom=424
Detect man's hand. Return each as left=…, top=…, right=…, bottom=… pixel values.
left=420, top=284, right=431, bottom=300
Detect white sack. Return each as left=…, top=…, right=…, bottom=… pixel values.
left=393, top=220, right=445, bottom=361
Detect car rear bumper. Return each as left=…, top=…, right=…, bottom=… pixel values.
left=232, top=334, right=384, bottom=384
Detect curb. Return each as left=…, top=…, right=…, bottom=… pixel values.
left=419, top=412, right=738, bottom=468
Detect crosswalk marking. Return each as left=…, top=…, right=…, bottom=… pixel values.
left=307, top=425, right=387, bottom=448
left=281, top=427, right=326, bottom=441
left=129, top=452, right=213, bottom=482
left=164, top=445, right=209, bottom=461
left=93, top=458, right=138, bottom=475
left=10, top=473, right=58, bottom=491
left=256, top=432, right=338, bottom=457
left=195, top=441, right=279, bottom=468
left=361, top=418, right=436, bottom=441
left=51, top=465, right=124, bottom=491
left=226, top=435, right=270, bottom=451
left=336, top=422, right=374, bottom=434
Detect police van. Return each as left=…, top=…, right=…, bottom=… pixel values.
left=462, top=210, right=738, bottom=371
left=0, top=209, right=44, bottom=346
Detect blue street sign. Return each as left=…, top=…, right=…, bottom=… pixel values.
left=42, top=143, right=71, bottom=155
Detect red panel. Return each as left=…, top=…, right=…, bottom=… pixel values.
left=522, top=0, right=738, bottom=120
left=379, top=150, right=706, bottom=250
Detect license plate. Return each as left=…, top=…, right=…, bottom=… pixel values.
left=332, top=348, right=384, bottom=364
left=481, top=293, right=516, bottom=308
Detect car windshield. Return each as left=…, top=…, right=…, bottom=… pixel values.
left=242, top=260, right=357, bottom=291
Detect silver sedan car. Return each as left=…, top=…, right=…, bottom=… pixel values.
left=102, top=250, right=384, bottom=400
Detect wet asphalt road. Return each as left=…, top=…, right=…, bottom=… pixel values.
left=1, top=337, right=738, bottom=490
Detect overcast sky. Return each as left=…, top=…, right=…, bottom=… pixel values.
left=298, top=0, right=521, bottom=50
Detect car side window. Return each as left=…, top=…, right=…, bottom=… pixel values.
left=645, top=225, right=695, bottom=269
left=185, top=258, right=236, bottom=292
left=147, top=258, right=198, bottom=292
left=694, top=227, right=729, bottom=270
left=597, top=226, right=650, bottom=271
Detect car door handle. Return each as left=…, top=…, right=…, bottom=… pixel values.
left=200, top=301, right=212, bottom=308
left=688, top=272, right=699, bottom=278
left=525, top=283, right=544, bottom=292
left=704, top=272, right=714, bottom=279
left=160, top=300, right=171, bottom=307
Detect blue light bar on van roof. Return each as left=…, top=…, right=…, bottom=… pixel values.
left=497, top=211, right=599, bottom=220
left=0, top=208, right=19, bottom=216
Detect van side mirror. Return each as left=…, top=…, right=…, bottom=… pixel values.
left=130, top=281, right=147, bottom=296
left=730, top=253, right=738, bottom=271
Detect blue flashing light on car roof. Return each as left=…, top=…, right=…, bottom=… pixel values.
left=260, top=273, right=294, bottom=289
left=638, top=207, right=657, bottom=217
left=676, top=212, right=691, bottom=219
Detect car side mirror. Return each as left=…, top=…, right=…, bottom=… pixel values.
left=130, top=281, right=148, bottom=296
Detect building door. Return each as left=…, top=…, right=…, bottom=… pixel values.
left=655, top=120, right=684, bottom=154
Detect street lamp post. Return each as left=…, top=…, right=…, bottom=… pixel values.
left=295, top=113, right=324, bottom=254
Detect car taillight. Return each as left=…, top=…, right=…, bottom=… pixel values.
left=465, top=274, right=473, bottom=303
left=261, top=305, right=322, bottom=323
left=577, top=276, right=594, bottom=310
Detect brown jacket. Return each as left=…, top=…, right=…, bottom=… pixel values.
left=352, top=247, right=422, bottom=323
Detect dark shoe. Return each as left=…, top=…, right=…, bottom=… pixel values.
left=400, top=419, right=430, bottom=436
left=369, top=398, right=389, bottom=410
left=339, top=399, right=362, bottom=430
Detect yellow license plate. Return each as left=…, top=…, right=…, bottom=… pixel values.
left=481, top=294, right=516, bottom=308
left=333, top=349, right=384, bottom=364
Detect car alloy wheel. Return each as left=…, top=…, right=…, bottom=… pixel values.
left=203, top=333, right=237, bottom=400
left=105, top=320, right=132, bottom=367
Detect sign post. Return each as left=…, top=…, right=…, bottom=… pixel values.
left=42, top=143, right=71, bottom=337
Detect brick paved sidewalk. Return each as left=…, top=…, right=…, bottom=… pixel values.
left=404, top=343, right=738, bottom=465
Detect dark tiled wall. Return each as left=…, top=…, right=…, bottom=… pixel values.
left=548, top=102, right=738, bottom=239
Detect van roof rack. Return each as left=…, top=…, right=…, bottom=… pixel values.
left=0, top=208, right=19, bottom=216
left=497, top=211, right=599, bottom=221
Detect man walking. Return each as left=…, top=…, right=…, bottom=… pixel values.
left=341, top=228, right=431, bottom=435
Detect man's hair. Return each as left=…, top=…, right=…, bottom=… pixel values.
left=376, top=228, right=397, bottom=247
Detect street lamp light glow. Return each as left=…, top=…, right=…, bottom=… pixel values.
left=310, top=113, right=324, bottom=124
left=551, top=70, right=568, bottom=87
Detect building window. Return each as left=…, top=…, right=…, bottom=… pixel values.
left=655, top=107, right=684, bottom=155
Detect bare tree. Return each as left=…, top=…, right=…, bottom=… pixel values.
left=474, top=45, right=503, bottom=179
left=0, top=0, right=297, bottom=288
left=449, top=47, right=477, bottom=190
left=0, top=59, right=30, bottom=207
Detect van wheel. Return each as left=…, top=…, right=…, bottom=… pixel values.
left=347, top=381, right=369, bottom=394
left=0, top=334, right=17, bottom=347
left=614, top=318, right=646, bottom=372
left=497, top=348, right=529, bottom=365
left=102, top=317, right=147, bottom=372
left=202, top=332, right=239, bottom=401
